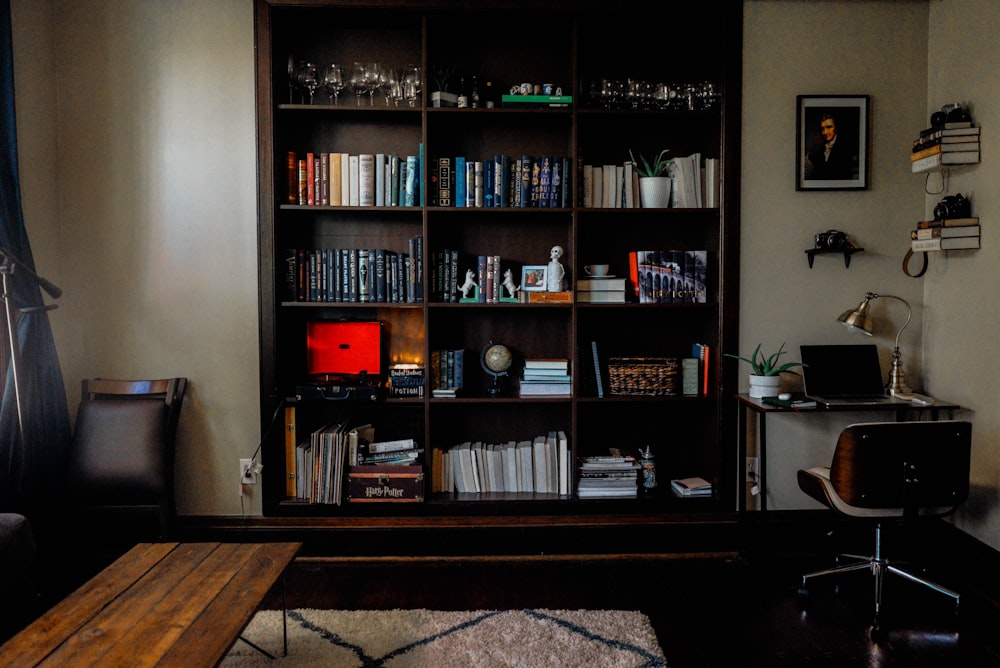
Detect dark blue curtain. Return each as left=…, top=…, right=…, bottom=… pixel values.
left=0, top=0, right=71, bottom=514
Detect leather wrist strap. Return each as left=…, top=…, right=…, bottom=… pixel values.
left=903, top=248, right=928, bottom=278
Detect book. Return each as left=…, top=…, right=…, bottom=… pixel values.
left=916, top=217, right=979, bottom=229
left=910, top=143, right=980, bottom=161
left=524, top=358, right=569, bottom=370
left=577, top=278, right=627, bottom=291
left=912, top=151, right=980, bottom=173
left=358, top=154, right=376, bottom=206
left=591, top=341, right=604, bottom=399
left=911, top=225, right=980, bottom=240
left=671, top=476, right=712, bottom=497
left=404, top=155, right=419, bottom=206
left=761, top=394, right=817, bottom=409
left=577, top=291, right=626, bottom=303
left=454, top=156, right=466, bottom=208
left=911, top=236, right=980, bottom=251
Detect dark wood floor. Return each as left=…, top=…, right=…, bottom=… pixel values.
left=265, top=551, right=1000, bottom=667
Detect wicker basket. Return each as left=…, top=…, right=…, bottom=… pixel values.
left=608, top=357, right=679, bottom=396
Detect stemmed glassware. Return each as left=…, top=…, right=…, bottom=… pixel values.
left=364, top=61, right=382, bottom=106
left=322, top=63, right=345, bottom=105
left=402, top=65, right=422, bottom=107
left=378, top=67, right=400, bottom=107
left=350, top=62, right=373, bottom=106
left=296, top=61, right=320, bottom=105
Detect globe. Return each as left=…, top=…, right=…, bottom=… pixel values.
left=483, top=344, right=513, bottom=376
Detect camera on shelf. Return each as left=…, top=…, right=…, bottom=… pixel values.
left=814, top=229, right=852, bottom=250
left=933, top=193, right=971, bottom=221
left=930, top=103, right=972, bottom=129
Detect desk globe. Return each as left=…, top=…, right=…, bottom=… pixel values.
left=480, top=342, right=512, bottom=397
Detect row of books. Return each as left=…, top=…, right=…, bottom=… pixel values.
left=293, top=422, right=372, bottom=505
left=430, top=250, right=520, bottom=303
left=430, top=155, right=570, bottom=209
left=577, top=452, right=640, bottom=498
left=634, top=250, right=708, bottom=304
left=282, top=236, right=424, bottom=303
left=435, top=431, right=571, bottom=495
left=519, top=358, right=571, bottom=397
left=580, top=153, right=719, bottom=209
left=910, top=217, right=981, bottom=252
left=910, top=124, right=980, bottom=173
left=576, top=277, right=626, bottom=303
left=287, top=151, right=422, bottom=207
left=429, top=349, right=465, bottom=393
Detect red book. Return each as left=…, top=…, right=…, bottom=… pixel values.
left=306, top=152, right=316, bottom=206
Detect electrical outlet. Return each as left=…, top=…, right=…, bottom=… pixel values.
left=240, top=458, right=257, bottom=485
left=745, top=456, right=759, bottom=483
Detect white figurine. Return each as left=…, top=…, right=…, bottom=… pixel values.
left=458, top=268, right=478, bottom=299
left=546, top=245, right=566, bottom=292
left=501, top=269, right=520, bottom=299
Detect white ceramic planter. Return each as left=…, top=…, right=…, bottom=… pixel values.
left=639, top=177, right=672, bottom=208
left=748, top=374, right=782, bottom=398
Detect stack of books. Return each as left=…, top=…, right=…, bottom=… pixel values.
left=670, top=476, right=713, bottom=498
left=577, top=454, right=639, bottom=498
left=910, top=217, right=980, bottom=252
left=519, top=358, right=571, bottom=397
left=355, top=437, right=422, bottom=466
left=577, top=277, right=627, bottom=303
left=911, top=123, right=980, bottom=173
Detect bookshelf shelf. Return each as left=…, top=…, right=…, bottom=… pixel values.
left=255, top=0, right=742, bottom=525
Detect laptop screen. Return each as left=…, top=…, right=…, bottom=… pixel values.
left=306, top=321, right=383, bottom=377
left=800, top=344, right=886, bottom=397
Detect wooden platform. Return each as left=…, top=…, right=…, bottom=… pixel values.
left=0, top=541, right=300, bottom=667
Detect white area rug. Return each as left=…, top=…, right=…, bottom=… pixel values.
left=221, top=608, right=668, bottom=667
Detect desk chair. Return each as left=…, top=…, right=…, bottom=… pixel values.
left=65, top=378, right=187, bottom=540
left=797, top=420, right=971, bottom=637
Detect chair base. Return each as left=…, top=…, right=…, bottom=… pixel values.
left=800, top=523, right=960, bottom=637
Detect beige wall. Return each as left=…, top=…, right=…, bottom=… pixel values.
left=9, top=1, right=1000, bottom=550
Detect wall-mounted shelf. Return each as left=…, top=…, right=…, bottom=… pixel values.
left=805, top=247, right=864, bottom=268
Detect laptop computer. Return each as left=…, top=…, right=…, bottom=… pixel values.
left=800, top=344, right=909, bottom=406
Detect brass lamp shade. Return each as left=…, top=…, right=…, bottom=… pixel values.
left=837, top=296, right=874, bottom=335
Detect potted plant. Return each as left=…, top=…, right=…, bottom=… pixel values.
left=724, top=342, right=806, bottom=398
left=430, top=64, right=459, bottom=107
left=630, top=148, right=672, bottom=208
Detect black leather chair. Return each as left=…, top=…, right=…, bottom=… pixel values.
left=797, top=420, right=972, bottom=637
left=65, top=378, right=187, bottom=540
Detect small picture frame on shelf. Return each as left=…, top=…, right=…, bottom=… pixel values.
left=796, top=95, right=869, bottom=191
left=520, top=265, right=547, bottom=292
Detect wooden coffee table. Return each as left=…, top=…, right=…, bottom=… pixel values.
left=0, top=541, right=300, bottom=666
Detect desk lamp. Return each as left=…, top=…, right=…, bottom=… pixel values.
left=837, top=291, right=913, bottom=396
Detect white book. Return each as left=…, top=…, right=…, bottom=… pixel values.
left=623, top=162, right=635, bottom=208
left=615, top=165, right=624, bottom=207
left=487, top=443, right=504, bottom=492
left=533, top=435, right=548, bottom=493
left=591, top=166, right=603, bottom=208
left=516, top=439, right=534, bottom=493
left=602, top=165, right=614, bottom=207
left=557, top=430, right=569, bottom=495
left=375, top=153, right=386, bottom=206
left=502, top=441, right=519, bottom=492
left=366, top=437, right=416, bottom=454
left=472, top=441, right=485, bottom=492
left=582, top=164, right=593, bottom=208
left=355, top=154, right=371, bottom=206
left=341, top=153, right=351, bottom=206
left=704, top=158, right=719, bottom=208
left=546, top=432, right=558, bottom=494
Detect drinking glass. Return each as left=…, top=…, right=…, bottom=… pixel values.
left=322, top=63, right=345, bottom=105
left=365, top=61, right=382, bottom=106
left=402, top=65, right=422, bottom=107
left=296, top=61, right=320, bottom=105
left=349, top=62, right=371, bottom=106
left=379, top=67, right=399, bottom=107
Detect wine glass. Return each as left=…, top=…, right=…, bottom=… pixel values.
left=402, top=65, right=422, bottom=107
left=322, top=63, right=345, bottom=105
left=296, top=61, right=320, bottom=105
left=365, top=61, right=382, bottom=106
left=378, top=67, right=399, bottom=107
left=287, top=54, right=296, bottom=104
left=349, top=61, right=371, bottom=106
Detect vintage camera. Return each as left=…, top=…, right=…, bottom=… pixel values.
left=814, top=229, right=851, bottom=250
left=933, top=194, right=971, bottom=221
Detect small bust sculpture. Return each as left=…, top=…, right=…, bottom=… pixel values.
left=546, top=245, right=565, bottom=292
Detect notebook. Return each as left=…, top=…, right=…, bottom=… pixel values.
left=799, top=344, right=908, bottom=406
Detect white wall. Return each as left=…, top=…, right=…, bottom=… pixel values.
left=10, top=0, right=1000, bottom=551
left=925, top=0, right=1000, bottom=549
left=12, top=0, right=263, bottom=515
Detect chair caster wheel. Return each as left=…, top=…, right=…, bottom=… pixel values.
left=870, top=622, right=885, bottom=643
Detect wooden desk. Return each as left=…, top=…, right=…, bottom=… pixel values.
left=0, top=541, right=301, bottom=667
left=735, top=394, right=959, bottom=512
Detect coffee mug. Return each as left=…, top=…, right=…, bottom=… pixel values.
left=519, top=82, right=532, bottom=95
left=585, top=264, right=610, bottom=277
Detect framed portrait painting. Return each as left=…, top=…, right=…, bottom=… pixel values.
left=796, top=95, right=870, bottom=191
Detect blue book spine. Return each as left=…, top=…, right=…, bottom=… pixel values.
left=405, top=155, right=418, bottom=206
left=466, top=160, right=476, bottom=207
left=455, top=157, right=467, bottom=207
left=483, top=160, right=494, bottom=208
left=499, top=155, right=511, bottom=207
left=518, top=156, right=532, bottom=208
left=418, top=143, right=424, bottom=207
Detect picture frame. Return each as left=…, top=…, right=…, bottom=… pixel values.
left=520, top=265, right=547, bottom=292
left=796, top=95, right=869, bottom=191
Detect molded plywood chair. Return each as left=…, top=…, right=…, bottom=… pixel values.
left=797, top=420, right=972, bottom=637
left=65, top=378, right=187, bottom=540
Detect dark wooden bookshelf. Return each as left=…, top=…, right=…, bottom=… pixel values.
left=255, top=0, right=743, bottom=527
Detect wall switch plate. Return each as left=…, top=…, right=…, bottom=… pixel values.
left=745, top=456, right=759, bottom=483
left=240, top=458, right=257, bottom=485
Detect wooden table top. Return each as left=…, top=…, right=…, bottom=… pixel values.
left=0, top=541, right=301, bottom=667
